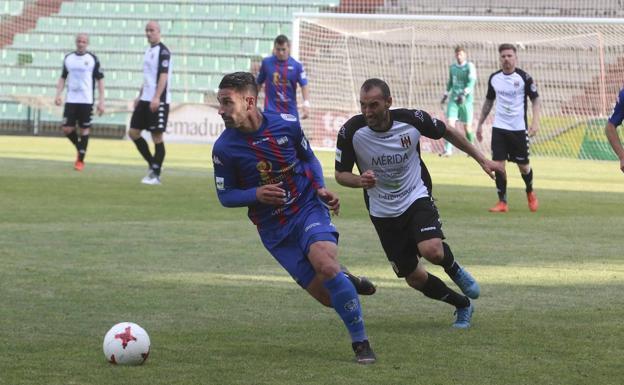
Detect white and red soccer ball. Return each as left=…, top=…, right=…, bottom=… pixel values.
left=103, top=322, right=150, bottom=365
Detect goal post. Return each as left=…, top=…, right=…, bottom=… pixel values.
left=293, top=13, right=624, bottom=159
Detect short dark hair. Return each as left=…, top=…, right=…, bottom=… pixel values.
left=361, top=78, right=391, bottom=99
left=274, top=34, right=290, bottom=46
left=454, top=45, right=465, bottom=53
left=218, top=72, right=258, bottom=96
left=498, top=43, right=516, bottom=53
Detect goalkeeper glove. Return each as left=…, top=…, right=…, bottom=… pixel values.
left=455, top=93, right=465, bottom=105
left=440, top=93, right=448, bottom=104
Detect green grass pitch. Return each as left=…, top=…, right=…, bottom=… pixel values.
left=1, top=136, right=623, bottom=385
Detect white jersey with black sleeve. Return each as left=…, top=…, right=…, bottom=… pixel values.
left=486, top=68, right=539, bottom=131
left=335, top=108, right=446, bottom=218
left=140, top=42, right=172, bottom=103
left=61, top=51, right=104, bottom=104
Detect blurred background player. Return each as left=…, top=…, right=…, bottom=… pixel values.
left=256, top=35, right=310, bottom=119
left=336, top=78, right=504, bottom=329
left=128, top=20, right=172, bottom=185
left=477, top=43, right=541, bottom=213
left=605, top=87, right=624, bottom=173
left=54, top=33, right=105, bottom=171
left=212, top=72, right=376, bottom=364
left=440, top=46, right=477, bottom=157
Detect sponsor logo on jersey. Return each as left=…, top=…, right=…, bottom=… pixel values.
left=288, top=66, right=294, bottom=70
left=530, top=83, right=537, bottom=93
left=338, top=126, right=346, bottom=138
left=300, top=136, right=308, bottom=150
left=335, top=148, right=342, bottom=162
left=372, top=153, right=408, bottom=166
left=280, top=113, right=297, bottom=122
left=414, top=110, right=424, bottom=122
left=277, top=136, right=289, bottom=146
left=215, top=176, right=224, bottom=190
left=400, top=134, right=412, bottom=148
left=514, top=80, right=520, bottom=88
left=252, top=137, right=270, bottom=145
left=420, top=226, right=437, bottom=232
left=212, top=155, right=223, bottom=166
left=162, top=60, right=169, bottom=68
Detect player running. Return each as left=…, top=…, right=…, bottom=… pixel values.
left=212, top=72, right=376, bottom=364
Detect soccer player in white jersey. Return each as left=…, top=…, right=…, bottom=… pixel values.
left=54, top=33, right=105, bottom=171
left=335, top=78, right=505, bottom=329
left=476, top=43, right=541, bottom=213
left=128, top=21, right=172, bottom=185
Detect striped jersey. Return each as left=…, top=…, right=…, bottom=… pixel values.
left=608, top=88, right=624, bottom=127
left=256, top=55, right=308, bottom=117
left=212, top=111, right=325, bottom=248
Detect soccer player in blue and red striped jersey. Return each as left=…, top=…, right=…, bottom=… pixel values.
left=605, top=87, right=624, bottom=173
left=212, top=72, right=375, bottom=364
left=256, top=35, right=310, bottom=119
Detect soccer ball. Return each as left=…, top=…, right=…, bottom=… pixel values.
left=103, top=322, right=150, bottom=365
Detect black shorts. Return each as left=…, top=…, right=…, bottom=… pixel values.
left=62, top=103, right=93, bottom=128
left=130, top=100, right=169, bottom=132
left=370, top=197, right=445, bottom=278
left=491, top=127, right=530, bottom=164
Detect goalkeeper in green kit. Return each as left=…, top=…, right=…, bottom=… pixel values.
left=440, top=46, right=477, bottom=156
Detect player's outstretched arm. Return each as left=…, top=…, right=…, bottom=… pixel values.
left=476, top=99, right=493, bottom=142
left=605, top=121, right=624, bottom=173
left=443, top=125, right=503, bottom=180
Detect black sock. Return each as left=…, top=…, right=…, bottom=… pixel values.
left=153, top=142, right=166, bottom=176
left=132, top=137, right=153, bottom=167
left=521, top=168, right=533, bottom=193
left=66, top=130, right=79, bottom=150
left=78, top=135, right=89, bottom=162
left=421, top=273, right=470, bottom=308
left=495, top=171, right=507, bottom=202
left=441, top=242, right=460, bottom=277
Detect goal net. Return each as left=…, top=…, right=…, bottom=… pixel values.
left=293, top=14, right=624, bottom=160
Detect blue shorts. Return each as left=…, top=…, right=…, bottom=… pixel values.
left=263, top=204, right=338, bottom=289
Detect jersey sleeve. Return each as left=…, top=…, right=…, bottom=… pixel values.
left=445, top=65, right=453, bottom=93
left=524, top=73, right=539, bottom=101
left=92, top=54, right=104, bottom=80
left=256, top=58, right=268, bottom=84
left=292, top=121, right=324, bottom=189
left=466, top=62, right=477, bottom=93
left=61, top=58, right=68, bottom=79
left=486, top=73, right=496, bottom=100
left=608, top=88, right=624, bottom=127
left=212, top=140, right=258, bottom=208
left=411, top=109, right=446, bottom=139
left=297, top=62, right=308, bottom=87
left=158, top=47, right=171, bottom=75
left=335, top=118, right=359, bottom=173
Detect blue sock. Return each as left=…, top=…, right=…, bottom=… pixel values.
left=323, top=272, right=367, bottom=342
